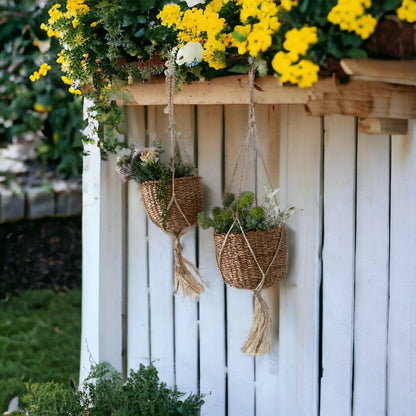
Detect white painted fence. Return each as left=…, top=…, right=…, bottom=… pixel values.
left=81, top=98, right=416, bottom=415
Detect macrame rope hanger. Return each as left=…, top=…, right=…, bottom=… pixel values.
left=217, top=61, right=284, bottom=355
left=161, top=56, right=204, bottom=298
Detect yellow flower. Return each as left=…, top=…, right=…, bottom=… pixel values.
left=397, top=0, right=416, bottom=23
left=48, top=4, right=63, bottom=24
left=38, top=63, right=51, bottom=76
left=157, top=4, right=183, bottom=28
left=283, top=26, right=318, bottom=61
left=29, top=72, right=40, bottom=82
left=328, top=0, right=377, bottom=39
left=280, top=0, right=298, bottom=11
left=246, top=27, right=272, bottom=57
left=33, top=103, right=52, bottom=113
left=61, top=75, right=72, bottom=85
left=90, top=21, right=100, bottom=27
left=69, top=87, right=82, bottom=95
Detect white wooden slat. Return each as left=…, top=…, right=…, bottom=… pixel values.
left=80, top=139, right=101, bottom=383
left=224, top=104, right=255, bottom=416
left=125, top=106, right=150, bottom=370
left=173, top=105, right=199, bottom=396
left=278, top=105, right=322, bottom=416
left=147, top=106, right=175, bottom=386
left=320, top=115, right=356, bottom=416
left=353, top=132, right=390, bottom=416
left=253, top=104, right=280, bottom=416
left=388, top=120, right=416, bottom=416
left=197, top=105, right=227, bottom=416
left=80, top=119, right=123, bottom=383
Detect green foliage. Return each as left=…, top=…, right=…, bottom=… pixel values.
left=0, top=289, right=81, bottom=412
left=20, top=382, right=81, bottom=416
left=0, top=0, right=83, bottom=178
left=198, top=191, right=269, bottom=234
left=17, top=362, right=204, bottom=416
left=198, top=189, right=298, bottom=234
left=117, top=142, right=196, bottom=229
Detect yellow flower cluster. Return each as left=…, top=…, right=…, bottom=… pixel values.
left=29, top=63, right=51, bottom=82
left=397, top=0, right=416, bottom=23
left=158, top=4, right=227, bottom=69
left=41, top=0, right=90, bottom=38
left=280, top=0, right=298, bottom=11
left=272, top=27, right=319, bottom=88
left=229, top=0, right=279, bottom=58
left=327, top=0, right=377, bottom=39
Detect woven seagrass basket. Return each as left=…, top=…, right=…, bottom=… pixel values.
left=214, top=225, right=287, bottom=290
left=140, top=175, right=203, bottom=236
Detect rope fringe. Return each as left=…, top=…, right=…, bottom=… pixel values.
left=241, top=291, right=272, bottom=356
left=173, top=236, right=205, bottom=298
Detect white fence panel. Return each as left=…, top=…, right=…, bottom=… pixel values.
left=197, top=104, right=227, bottom=416
left=354, top=132, right=390, bottom=416
left=320, top=115, right=356, bottom=416
left=82, top=99, right=416, bottom=416
left=278, top=105, right=322, bottom=416
left=125, top=106, right=150, bottom=370
left=388, top=120, right=416, bottom=416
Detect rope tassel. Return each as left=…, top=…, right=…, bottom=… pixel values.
left=173, top=236, right=205, bottom=298
left=241, top=291, right=272, bottom=356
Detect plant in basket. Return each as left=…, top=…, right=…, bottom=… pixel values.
left=198, top=188, right=298, bottom=355
left=116, top=141, right=205, bottom=297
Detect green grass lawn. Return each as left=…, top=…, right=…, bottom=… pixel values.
left=0, top=289, right=81, bottom=412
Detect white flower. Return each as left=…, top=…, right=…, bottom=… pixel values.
left=185, top=0, right=205, bottom=6
left=176, top=42, right=204, bottom=67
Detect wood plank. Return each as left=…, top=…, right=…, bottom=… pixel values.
left=224, top=104, right=255, bottom=416
left=127, top=76, right=416, bottom=120
left=320, top=115, right=356, bottom=416
left=359, top=118, right=408, bottom=135
left=388, top=120, right=416, bottom=415
left=353, top=132, right=390, bottom=416
left=278, top=105, right=322, bottom=416
left=80, top=135, right=101, bottom=383
left=198, top=105, right=227, bottom=416
left=306, top=81, right=416, bottom=120
left=254, top=104, right=281, bottom=416
left=147, top=105, right=175, bottom=387
left=125, top=106, right=150, bottom=370
left=173, top=105, right=199, bottom=396
left=341, top=58, right=416, bottom=86
left=80, top=97, right=124, bottom=383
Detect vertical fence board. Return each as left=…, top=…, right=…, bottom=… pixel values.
left=353, top=132, right=390, bottom=416
left=278, top=105, right=322, bottom=416
left=174, top=105, right=199, bottom=395
left=320, top=115, right=356, bottom=416
left=254, top=104, right=280, bottom=416
left=147, top=106, right=175, bottom=386
left=388, top=120, right=416, bottom=416
left=125, top=106, right=150, bottom=370
left=224, top=105, right=255, bottom=416
left=198, top=105, right=227, bottom=416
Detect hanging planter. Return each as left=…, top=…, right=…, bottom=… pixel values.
left=116, top=61, right=205, bottom=298
left=141, top=175, right=203, bottom=236
left=214, top=225, right=287, bottom=290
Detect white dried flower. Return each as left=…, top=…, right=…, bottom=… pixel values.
left=176, top=42, right=204, bottom=67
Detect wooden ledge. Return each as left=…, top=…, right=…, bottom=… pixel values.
left=340, top=59, right=416, bottom=86
left=127, top=70, right=416, bottom=120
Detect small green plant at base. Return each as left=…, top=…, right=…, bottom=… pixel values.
left=18, top=362, right=204, bottom=416
left=116, top=142, right=197, bottom=229
left=198, top=188, right=299, bottom=234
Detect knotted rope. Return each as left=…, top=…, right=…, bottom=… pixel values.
left=218, top=62, right=285, bottom=355
left=163, top=58, right=204, bottom=298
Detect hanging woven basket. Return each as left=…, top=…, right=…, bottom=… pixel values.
left=140, top=175, right=203, bottom=236
left=214, top=225, right=287, bottom=290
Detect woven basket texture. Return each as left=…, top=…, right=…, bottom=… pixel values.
left=140, top=175, right=203, bottom=236
left=214, top=225, right=287, bottom=290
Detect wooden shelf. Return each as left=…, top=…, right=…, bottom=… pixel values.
left=127, top=61, right=416, bottom=121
